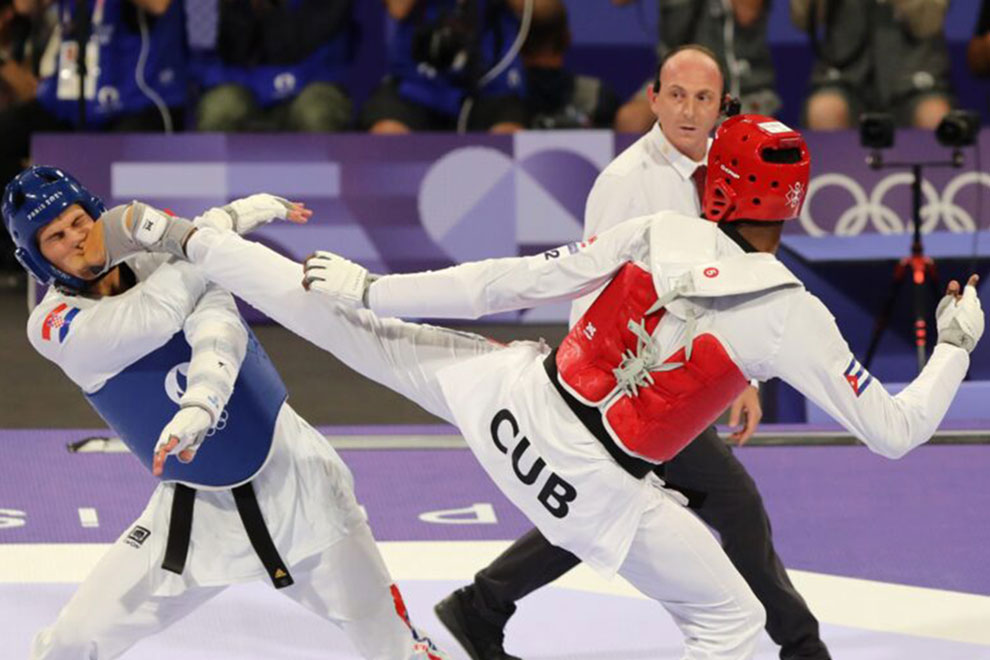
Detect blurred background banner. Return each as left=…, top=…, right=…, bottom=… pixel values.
left=33, top=129, right=990, bottom=263
left=33, top=129, right=990, bottom=392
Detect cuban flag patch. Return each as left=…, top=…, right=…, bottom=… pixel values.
left=544, top=236, right=598, bottom=261
left=843, top=357, right=873, bottom=397
left=41, top=303, right=80, bottom=343
left=567, top=235, right=597, bottom=254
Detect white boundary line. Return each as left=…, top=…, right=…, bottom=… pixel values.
left=3, top=541, right=988, bottom=646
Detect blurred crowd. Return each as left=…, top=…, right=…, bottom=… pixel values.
left=0, top=0, right=984, bottom=274
left=0, top=0, right=983, bottom=141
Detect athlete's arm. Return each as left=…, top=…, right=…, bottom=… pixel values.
left=364, top=215, right=654, bottom=320
left=177, top=285, right=249, bottom=425
left=28, top=261, right=210, bottom=392
left=770, top=287, right=976, bottom=459
left=153, top=285, right=249, bottom=475
left=89, top=196, right=310, bottom=271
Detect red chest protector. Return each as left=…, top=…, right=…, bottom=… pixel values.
left=556, top=263, right=748, bottom=463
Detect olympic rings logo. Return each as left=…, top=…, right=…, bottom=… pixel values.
left=798, top=171, right=990, bottom=237
left=206, top=409, right=229, bottom=437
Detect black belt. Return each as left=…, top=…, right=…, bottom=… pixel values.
left=543, top=348, right=658, bottom=479
left=161, top=483, right=195, bottom=575
left=161, top=481, right=295, bottom=589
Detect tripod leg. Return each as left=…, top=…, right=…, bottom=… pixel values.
left=864, top=260, right=908, bottom=370
left=909, top=256, right=936, bottom=370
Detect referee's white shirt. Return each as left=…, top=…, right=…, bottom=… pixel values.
left=572, top=122, right=711, bottom=324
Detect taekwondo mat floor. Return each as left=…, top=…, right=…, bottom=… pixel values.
left=2, top=425, right=990, bottom=660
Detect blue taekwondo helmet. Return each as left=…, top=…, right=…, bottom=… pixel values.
left=2, top=165, right=107, bottom=290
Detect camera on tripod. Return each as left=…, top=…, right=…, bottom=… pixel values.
left=861, top=109, right=979, bottom=168
left=856, top=108, right=979, bottom=372
left=935, top=109, right=980, bottom=149
left=411, top=0, right=478, bottom=77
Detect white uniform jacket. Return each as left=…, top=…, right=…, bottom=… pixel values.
left=366, top=212, right=969, bottom=574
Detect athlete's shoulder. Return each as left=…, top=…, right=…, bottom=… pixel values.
left=647, top=209, right=716, bottom=237
left=792, top=287, right=835, bottom=320
left=767, top=286, right=836, bottom=342
left=27, top=290, right=92, bottom=356
left=127, top=253, right=171, bottom=280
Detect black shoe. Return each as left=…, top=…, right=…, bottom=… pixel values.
left=434, top=588, right=522, bottom=660
left=781, top=643, right=832, bottom=660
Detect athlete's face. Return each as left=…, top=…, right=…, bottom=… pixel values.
left=38, top=204, right=105, bottom=280
left=649, top=50, right=723, bottom=162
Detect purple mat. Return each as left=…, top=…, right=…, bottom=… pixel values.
left=7, top=581, right=989, bottom=660
left=1, top=428, right=988, bottom=596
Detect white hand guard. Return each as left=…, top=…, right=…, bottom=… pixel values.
left=217, top=194, right=295, bottom=235
left=936, top=283, right=985, bottom=353
left=154, top=405, right=214, bottom=467
left=303, top=250, right=370, bottom=307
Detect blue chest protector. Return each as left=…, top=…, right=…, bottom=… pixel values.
left=87, top=330, right=287, bottom=488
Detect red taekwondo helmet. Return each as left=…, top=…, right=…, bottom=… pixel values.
left=702, top=114, right=811, bottom=223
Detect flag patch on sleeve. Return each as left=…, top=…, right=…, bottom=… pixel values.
left=844, top=358, right=873, bottom=397
left=41, top=303, right=80, bottom=343
left=566, top=236, right=597, bottom=254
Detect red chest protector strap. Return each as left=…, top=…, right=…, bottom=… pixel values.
left=543, top=348, right=657, bottom=478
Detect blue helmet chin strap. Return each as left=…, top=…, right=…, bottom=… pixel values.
left=2, top=165, right=108, bottom=290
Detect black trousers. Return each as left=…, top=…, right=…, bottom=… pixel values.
left=469, top=426, right=831, bottom=660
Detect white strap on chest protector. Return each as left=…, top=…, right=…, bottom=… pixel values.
left=611, top=254, right=800, bottom=399
left=649, top=253, right=802, bottom=315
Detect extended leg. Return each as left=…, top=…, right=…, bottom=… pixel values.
left=661, top=428, right=830, bottom=660
left=280, top=521, right=447, bottom=660
left=618, top=495, right=766, bottom=660
left=185, top=229, right=500, bottom=423
left=31, top=523, right=225, bottom=659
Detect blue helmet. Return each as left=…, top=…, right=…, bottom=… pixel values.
left=2, top=165, right=107, bottom=289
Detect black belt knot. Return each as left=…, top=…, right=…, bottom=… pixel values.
left=543, top=348, right=658, bottom=479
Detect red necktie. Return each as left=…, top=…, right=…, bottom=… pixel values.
left=692, top=165, right=708, bottom=207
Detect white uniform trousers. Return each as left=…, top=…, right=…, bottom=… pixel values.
left=31, top=521, right=439, bottom=660
left=188, top=230, right=766, bottom=658
left=619, top=494, right=766, bottom=659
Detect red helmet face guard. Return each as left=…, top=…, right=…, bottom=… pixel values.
left=702, top=114, right=811, bottom=223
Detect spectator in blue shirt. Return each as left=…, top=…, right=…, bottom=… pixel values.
left=361, top=0, right=554, bottom=133
left=193, top=0, right=355, bottom=132
left=0, top=0, right=186, bottom=205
